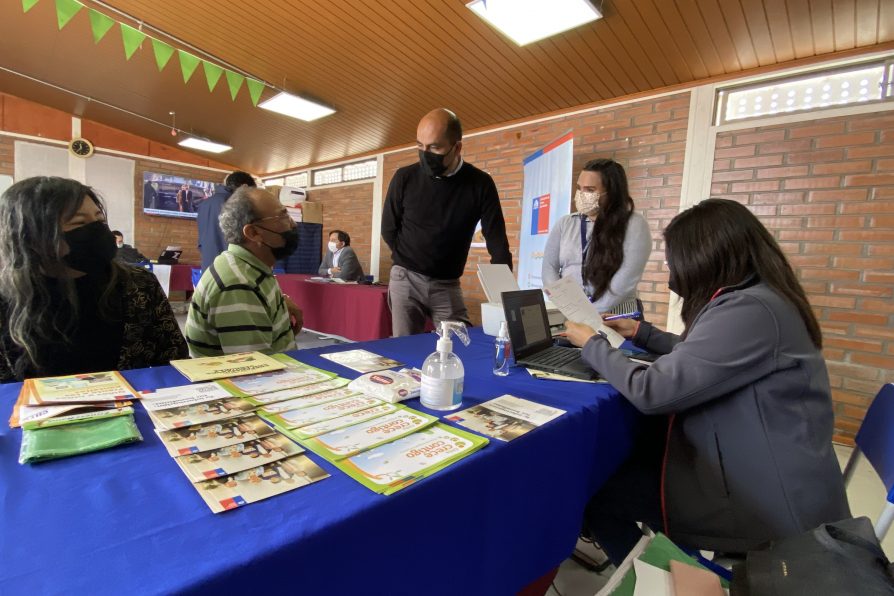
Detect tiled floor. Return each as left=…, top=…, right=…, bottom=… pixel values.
left=548, top=443, right=892, bottom=596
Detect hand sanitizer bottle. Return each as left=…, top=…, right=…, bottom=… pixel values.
left=420, top=321, right=469, bottom=411
left=493, top=321, right=511, bottom=376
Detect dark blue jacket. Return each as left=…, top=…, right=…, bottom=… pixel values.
left=197, top=187, right=232, bottom=271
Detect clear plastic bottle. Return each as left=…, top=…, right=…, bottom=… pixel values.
left=420, top=322, right=468, bottom=411
left=493, top=321, right=511, bottom=376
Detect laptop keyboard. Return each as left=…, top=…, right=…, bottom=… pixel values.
left=525, top=346, right=581, bottom=367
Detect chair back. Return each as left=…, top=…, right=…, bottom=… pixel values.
left=856, top=384, right=894, bottom=502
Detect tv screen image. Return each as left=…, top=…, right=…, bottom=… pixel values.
left=143, top=172, right=219, bottom=220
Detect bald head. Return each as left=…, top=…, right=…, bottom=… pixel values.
left=417, top=108, right=463, bottom=147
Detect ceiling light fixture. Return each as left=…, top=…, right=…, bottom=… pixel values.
left=467, top=0, right=603, bottom=46
left=259, top=92, right=336, bottom=122
left=178, top=137, right=232, bottom=153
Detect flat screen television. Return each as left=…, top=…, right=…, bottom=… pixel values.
left=142, top=172, right=219, bottom=220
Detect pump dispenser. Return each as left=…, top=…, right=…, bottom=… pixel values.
left=420, top=321, right=470, bottom=411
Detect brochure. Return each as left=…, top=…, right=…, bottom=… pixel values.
left=155, top=414, right=275, bottom=456
left=258, top=386, right=362, bottom=415
left=28, top=371, right=138, bottom=404
left=286, top=402, right=401, bottom=440
left=216, top=354, right=336, bottom=397
left=22, top=406, right=135, bottom=430
left=195, top=454, right=329, bottom=513
left=445, top=395, right=566, bottom=442
left=11, top=398, right=131, bottom=429
left=260, top=395, right=382, bottom=429
left=240, top=377, right=351, bottom=407
left=141, top=383, right=234, bottom=412
left=319, top=349, right=403, bottom=373
left=146, top=396, right=256, bottom=430
left=170, top=351, right=287, bottom=382
left=301, top=408, right=438, bottom=460
left=335, top=423, right=488, bottom=495
left=175, top=434, right=304, bottom=482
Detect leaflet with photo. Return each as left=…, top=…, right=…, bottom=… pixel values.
left=301, top=408, right=438, bottom=460
left=319, top=349, right=403, bottom=373
left=23, top=406, right=135, bottom=430
left=240, top=377, right=350, bottom=407
left=445, top=395, right=566, bottom=442
left=258, top=386, right=361, bottom=415
left=11, top=396, right=131, bottom=429
left=175, top=434, right=304, bottom=482
left=195, top=454, right=329, bottom=513
left=146, top=395, right=256, bottom=430
left=28, top=371, right=138, bottom=404
left=335, top=423, right=488, bottom=495
left=216, top=354, right=336, bottom=397
left=287, top=402, right=401, bottom=440
left=141, top=383, right=234, bottom=411
left=170, top=351, right=286, bottom=383
left=155, top=414, right=275, bottom=456
left=260, top=395, right=382, bottom=429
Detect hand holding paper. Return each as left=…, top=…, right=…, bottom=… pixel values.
left=543, top=277, right=625, bottom=348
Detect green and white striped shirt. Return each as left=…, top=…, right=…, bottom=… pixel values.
left=186, top=244, right=296, bottom=357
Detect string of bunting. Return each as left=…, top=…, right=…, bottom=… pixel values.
left=23, top=0, right=266, bottom=106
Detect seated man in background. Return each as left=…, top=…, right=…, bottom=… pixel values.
left=186, top=187, right=303, bottom=357
left=112, top=230, right=149, bottom=264
left=318, top=229, right=365, bottom=281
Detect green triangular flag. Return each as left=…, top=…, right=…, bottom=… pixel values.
left=151, top=38, right=175, bottom=71
left=22, top=0, right=39, bottom=13
left=120, top=24, right=146, bottom=60
left=202, top=61, right=223, bottom=92
left=178, top=50, right=200, bottom=83
left=225, top=70, right=244, bottom=101
left=55, top=0, right=83, bottom=30
left=245, top=78, right=265, bottom=106
left=88, top=9, right=114, bottom=44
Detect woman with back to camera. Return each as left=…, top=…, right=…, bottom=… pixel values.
left=541, top=158, right=651, bottom=312
left=0, top=176, right=187, bottom=382
left=564, top=198, right=850, bottom=564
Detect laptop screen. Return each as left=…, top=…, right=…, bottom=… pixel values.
left=501, top=289, right=554, bottom=359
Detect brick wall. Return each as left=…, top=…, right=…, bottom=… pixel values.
left=711, top=110, right=894, bottom=443
left=307, top=182, right=375, bottom=275
left=380, top=92, right=690, bottom=325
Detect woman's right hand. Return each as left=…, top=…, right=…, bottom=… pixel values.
left=602, top=316, right=638, bottom=339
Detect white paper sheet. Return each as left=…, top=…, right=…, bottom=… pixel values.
left=543, top=276, right=625, bottom=348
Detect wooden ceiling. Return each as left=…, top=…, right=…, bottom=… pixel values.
left=0, top=0, right=891, bottom=175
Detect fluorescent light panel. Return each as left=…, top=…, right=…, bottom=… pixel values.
left=467, top=0, right=602, bottom=46
left=178, top=137, right=232, bottom=153
left=259, top=92, right=336, bottom=122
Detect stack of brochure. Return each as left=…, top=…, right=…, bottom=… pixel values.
left=169, top=351, right=288, bottom=382
left=9, top=371, right=144, bottom=463
left=445, top=395, right=566, bottom=442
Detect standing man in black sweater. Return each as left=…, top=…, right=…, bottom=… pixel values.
left=382, top=108, right=512, bottom=336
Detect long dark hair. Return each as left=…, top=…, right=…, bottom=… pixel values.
left=0, top=176, right=123, bottom=377
left=664, top=198, right=822, bottom=348
left=581, top=159, right=634, bottom=299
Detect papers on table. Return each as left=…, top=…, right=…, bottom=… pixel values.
left=170, top=351, right=287, bottom=382
left=543, top=276, right=625, bottom=348
left=155, top=414, right=276, bottom=457
left=146, top=395, right=257, bottom=430
left=286, top=403, right=400, bottom=440
left=175, top=433, right=305, bottom=482
left=445, top=395, right=565, bottom=442
left=301, top=408, right=438, bottom=460
left=27, top=371, right=138, bottom=404
left=319, top=349, right=403, bottom=373
left=260, top=396, right=382, bottom=429
left=216, top=354, right=336, bottom=398
left=258, top=387, right=362, bottom=414
left=238, top=377, right=350, bottom=407
left=141, top=383, right=234, bottom=412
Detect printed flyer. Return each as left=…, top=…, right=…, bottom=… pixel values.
left=155, top=414, right=275, bottom=457
left=216, top=354, right=336, bottom=397
left=171, top=352, right=286, bottom=382
left=175, top=434, right=304, bottom=482
left=301, top=408, right=437, bottom=460
left=445, top=395, right=565, bottom=442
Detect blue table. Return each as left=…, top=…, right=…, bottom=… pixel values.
left=0, top=329, right=639, bottom=595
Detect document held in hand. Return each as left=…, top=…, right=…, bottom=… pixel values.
left=542, top=276, right=625, bottom=348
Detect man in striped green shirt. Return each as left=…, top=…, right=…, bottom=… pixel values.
left=186, top=187, right=303, bottom=357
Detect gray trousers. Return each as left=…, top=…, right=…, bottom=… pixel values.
left=387, top=265, right=470, bottom=337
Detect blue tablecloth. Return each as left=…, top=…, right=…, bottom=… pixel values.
left=0, top=329, right=639, bottom=595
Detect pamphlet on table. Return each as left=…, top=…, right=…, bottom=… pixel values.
left=445, top=395, right=565, bottom=442
left=140, top=382, right=234, bottom=411
left=258, top=386, right=362, bottom=414
left=319, top=349, right=404, bottom=373
left=27, top=371, right=138, bottom=404
left=216, top=354, right=336, bottom=397
left=287, top=402, right=401, bottom=440
left=170, top=351, right=287, bottom=382
left=237, top=377, right=350, bottom=407
left=175, top=433, right=304, bottom=482
left=146, top=395, right=257, bottom=430
left=300, top=408, right=438, bottom=460
left=155, top=414, right=276, bottom=456
left=260, top=395, right=382, bottom=429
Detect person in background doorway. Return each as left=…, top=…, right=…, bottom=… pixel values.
left=111, top=230, right=148, bottom=265
left=197, top=171, right=257, bottom=271
left=319, top=230, right=364, bottom=281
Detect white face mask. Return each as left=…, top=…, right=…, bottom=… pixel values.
left=116, top=242, right=124, bottom=248
left=575, top=190, right=600, bottom=214
left=328, top=241, right=339, bottom=253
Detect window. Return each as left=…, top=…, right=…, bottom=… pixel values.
left=263, top=177, right=284, bottom=187
left=313, top=168, right=343, bottom=186
left=285, top=172, right=309, bottom=188
left=312, top=159, right=377, bottom=186
left=716, top=58, right=894, bottom=125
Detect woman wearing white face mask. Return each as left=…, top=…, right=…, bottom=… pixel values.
left=541, top=159, right=651, bottom=312
left=319, top=229, right=365, bottom=281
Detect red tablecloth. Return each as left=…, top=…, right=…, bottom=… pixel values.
left=169, top=263, right=198, bottom=292
left=276, top=274, right=392, bottom=341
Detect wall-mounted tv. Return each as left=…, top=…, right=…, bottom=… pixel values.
left=142, top=172, right=219, bottom=220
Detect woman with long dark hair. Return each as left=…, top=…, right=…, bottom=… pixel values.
left=541, top=158, right=650, bottom=310
left=0, top=176, right=187, bottom=382
left=564, top=198, right=849, bottom=564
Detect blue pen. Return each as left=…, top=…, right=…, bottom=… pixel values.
left=603, top=311, right=641, bottom=321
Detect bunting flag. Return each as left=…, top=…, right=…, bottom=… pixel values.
left=88, top=9, right=114, bottom=44
left=225, top=70, right=244, bottom=101
left=245, top=78, right=265, bottom=107
left=120, top=24, right=146, bottom=60
left=202, top=61, right=223, bottom=92
left=152, top=38, right=175, bottom=71
left=55, top=0, right=82, bottom=30
left=22, top=0, right=39, bottom=13
left=178, top=50, right=200, bottom=83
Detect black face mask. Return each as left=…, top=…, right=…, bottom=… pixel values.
left=418, top=144, right=455, bottom=178
left=63, top=221, right=117, bottom=276
left=258, top=226, right=299, bottom=261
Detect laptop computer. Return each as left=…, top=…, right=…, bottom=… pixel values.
left=501, top=289, right=598, bottom=380
left=157, top=246, right=183, bottom=264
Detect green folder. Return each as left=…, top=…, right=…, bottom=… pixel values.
left=19, top=415, right=143, bottom=464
